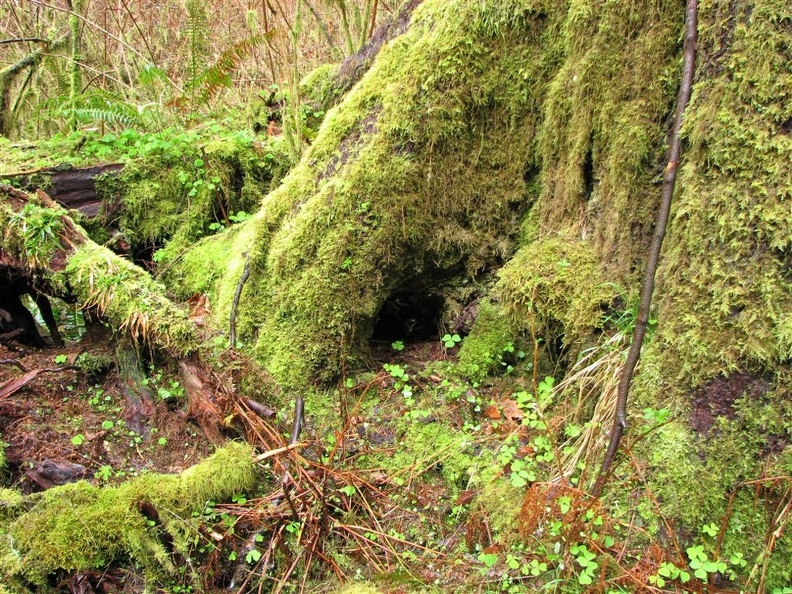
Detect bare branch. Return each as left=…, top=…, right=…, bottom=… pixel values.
left=592, top=0, right=699, bottom=497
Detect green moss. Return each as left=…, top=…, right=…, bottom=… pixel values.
left=472, top=478, right=525, bottom=547
left=61, top=243, right=195, bottom=354
left=457, top=300, right=517, bottom=381
left=0, top=489, right=23, bottom=521
left=208, top=0, right=567, bottom=389
left=497, top=235, right=616, bottom=349
left=93, top=126, right=291, bottom=260
left=654, top=0, right=792, bottom=385
left=332, top=584, right=382, bottom=594
left=536, top=0, right=682, bottom=268
left=625, top=386, right=792, bottom=589
left=300, top=63, right=343, bottom=113
left=377, top=419, right=483, bottom=500
left=75, top=351, right=115, bottom=377
left=159, top=223, right=241, bottom=299
left=0, top=442, right=256, bottom=589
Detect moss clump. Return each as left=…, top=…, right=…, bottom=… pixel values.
left=0, top=488, right=23, bottom=525
left=532, top=0, right=682, bottom=272
left=0, top=442, right=256, bottom=589
left=654, top=0, right=792, bottom=385
left=626, top=384, right=792, bottom=589
left=61, top=243, right=195, bottom=354
left=457, top=300, right=518, bottom=381
left=75, top=351, right=115, bottom=377
left=497, top=235, right=616, bottom=349
left=210, top=0, right=567, bottom=390
left=374, top=419, right=483, bottom=502
left=93, top=126, right=291, bottom=261
left=300, top=63, right=343, bottom=114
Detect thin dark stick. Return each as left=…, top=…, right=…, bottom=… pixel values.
left=592, top=0, right=699, bottom=497
left=0, top=38, right=46, bottom=45
left=289, top=396, right=305, bottom=446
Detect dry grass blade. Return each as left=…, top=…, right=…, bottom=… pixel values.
left=550, top=332, right=628, bottom=483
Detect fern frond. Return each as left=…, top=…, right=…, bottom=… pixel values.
left=63, top=106, right=141, bottom=128
left=184, top=0, right=209, bottom=90
left=191, top=34, right=270, bottom=103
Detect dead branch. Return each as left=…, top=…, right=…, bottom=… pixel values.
left=0, top=38, right=47, bottom=45
left=593, top=0, right=699, bottom=497
left=229, top=255, right=251, bottom=348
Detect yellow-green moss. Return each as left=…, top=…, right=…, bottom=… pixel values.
left=61, top=242, right=195, bottom=353
left=627, top=396, right=792, bottom=588
left=537, top=0, right=682, bottom=269
left=300, top=63, right=343, bottom=113
left=655, top=0, right=792, bottom=385
left=0, top=442, right=256, bottom=589
left=209, top=0, right=568, bottom=390
left=457, top=300, right=518, bottom=381
left=94, top=127, right=290, bottom=258
left=497, top=235, right=617, bottom=348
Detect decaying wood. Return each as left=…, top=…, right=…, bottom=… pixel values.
left=0, top=369, right=43, bottom=400
left=179, top=357, right=224, bottom=442
left=0, top=359, right=28, bottom=371
left=593, top=0, right=699, bottom=497
left=245, top=397, right=276, bottom=419
left=0, top=366, right=73, bottom=400
left=0, top=163, right=123, bottom=218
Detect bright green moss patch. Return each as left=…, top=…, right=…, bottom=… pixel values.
left=0, top=442, right=256, bottom=588
left=300, top=62, right=343, bottom=114
left=536, top=0, right=682, bottom=269
left=213, top=0, right=568, bottom=389
left=457, top=300, right=518, bottom=381
left=91, top=125, right=291, bottom=260
left=497, top=235, right=616, bottom=349
left=62, top=243, right=195, bottom=353
left=655, top=0, right=792, bottom=385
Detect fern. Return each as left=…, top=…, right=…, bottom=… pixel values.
left=184, top=0, right=209, bottom=95
left=32, top=90, right=144, bottom=133
left=62, top=106, right=141, bottom=128
left=189, top=34, right=270, bottom=104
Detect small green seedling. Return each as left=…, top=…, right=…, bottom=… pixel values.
left=442, top=333, right=461, bottom=348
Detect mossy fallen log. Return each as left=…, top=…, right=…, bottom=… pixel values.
left=0, top=162, right=124, bottom=217
left=0, top=183, right=195, bottom=355
left=0, top=442, right=256, bottom=590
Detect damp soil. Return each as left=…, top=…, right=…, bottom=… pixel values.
left=0, top=334, right=213, bottom=494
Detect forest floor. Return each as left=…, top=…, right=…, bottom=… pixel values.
left=1, top=324, right=528, bottom=593
left=0, top=330, right=214, bottom=494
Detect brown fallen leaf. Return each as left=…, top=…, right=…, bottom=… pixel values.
left=484, top=404, right=501, bottom=420
left=499, top=398, right=524, bottom=421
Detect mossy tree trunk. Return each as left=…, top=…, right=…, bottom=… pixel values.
left=2, top=2, right=792, bottom=582
left=161, top=1, right=792, bottom=578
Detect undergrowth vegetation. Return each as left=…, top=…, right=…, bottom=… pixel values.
left=1, top=0, right=792, bottom=592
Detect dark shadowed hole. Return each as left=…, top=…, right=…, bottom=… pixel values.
left=372, top=292, right=444, bottom=342
left=582, top=146, right=595, bottom=201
